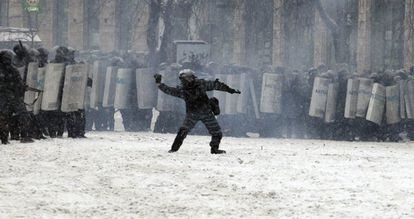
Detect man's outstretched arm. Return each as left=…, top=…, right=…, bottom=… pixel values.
left=205, top=79, right=241, bottom=94
left=154, top=74, right=183, bottom=98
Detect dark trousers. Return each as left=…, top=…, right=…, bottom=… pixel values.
left=45, top=111, right=65, bottom=138
left=8, top=115, right=20, bottom=140
left=171, top=112, right=223, bottom=151
left=0, top=113, right=9, bottom=144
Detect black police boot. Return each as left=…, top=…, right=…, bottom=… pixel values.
left=10, top=133, right=20, bottom=141
left=169, top=128, right=188, bottom=153
left=1, top=133, right=9, bottom=144
left=20, top=137, right=34, bottom=143
left=210, top=146, right=226, bottom=154
left=169, top=140, right=183, bottom=153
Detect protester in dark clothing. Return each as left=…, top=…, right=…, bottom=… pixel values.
left=0, top=49, right=33, bottom=143
left=154, top=69, right=240, bottom=154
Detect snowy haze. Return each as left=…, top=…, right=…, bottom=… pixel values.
left=1, top=132, right=414, bottom=218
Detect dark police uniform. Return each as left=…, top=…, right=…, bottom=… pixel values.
left=156, top=74, right=239, bottom=154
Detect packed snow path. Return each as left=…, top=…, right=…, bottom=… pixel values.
left=1, top=132, right=414, bottom=218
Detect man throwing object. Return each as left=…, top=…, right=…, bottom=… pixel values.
left=154, top=69, right=240, bottom=154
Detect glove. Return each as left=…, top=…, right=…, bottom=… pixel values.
left=154, top=74, right=162, bottom=84
left=229, top=88, right=241, bottom=94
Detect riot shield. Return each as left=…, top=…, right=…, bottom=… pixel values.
left=136, top=68, right=157, bottom=109
left=24, top=62, right=38, bottom=111
left=213, top=74, right=227, bottom=113
left=17, top=66, right=25, bottom=79
left=324, top=83, right=339, bottom=123
left=308, top=76, right=330, bottom=118
left=237, top=73, right=249, bottom=114
left=114, top=68, right=136, bottom=109
left=356, top=78, right=373, bottom=118
left=260, top=73, right=283, bottom=114
left=406, top=80, right=414, bottom=119
left=385, top=85, right=401, bottom=124
left=156, top=68, right=181, bottom=112
left=33, top=67, right=46, bottom=115
left=61, top=64, right=88, bottom=112
left=344, top=78, right=360, bottom=118
left=399, top=80, right=407, bottom=119
left=41, top=63, right=65, bottom=111
left=102, top=66, right=118, bottom=108
left=366, top=83, right=386, bottom=125
left=90, top=60, right=107, bottom=109
left=225, top=74, right=241, bottom=115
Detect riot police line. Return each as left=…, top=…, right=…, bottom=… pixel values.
left=1, top=43, right=414, bottom=144
left=259, top=65, right=414, bottom=142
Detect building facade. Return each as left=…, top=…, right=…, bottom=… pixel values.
left=0, top=0, right=413, bottom=72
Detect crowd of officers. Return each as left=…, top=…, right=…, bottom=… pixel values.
left=260, top=64, right=414, bottom=142
left=1, top=42, right=413, bottom=144
left=0, top=44, right=88, bottom=144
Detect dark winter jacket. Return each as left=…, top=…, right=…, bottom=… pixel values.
left=158, top=79, right=233, bottom=114
left=0, top=64, right=26, bottom=113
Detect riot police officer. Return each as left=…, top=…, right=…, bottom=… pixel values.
left=0, top=49, right=33, bottom=143
left=154, top=69, right=240, bottom=154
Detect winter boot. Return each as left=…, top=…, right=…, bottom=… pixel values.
left=169, top=128, right=188, bottom=153
left=0, top=132, right=9, bottom=144
left=210, top=146, right=226, bottom=154
left=20, top=137, right=34, bottom=143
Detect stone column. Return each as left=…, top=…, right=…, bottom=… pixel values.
left=404, top=0, right=414, bottom=70
left=131, top=3, right=149, bottom=52
left=356, top=0, right=373, bottom=74
left=313, top=5, right=330, bottom=67
left=37, top=0, right=54, bottom=49
left=100, top=0, right=117, bottom=52
left=8, top=0, right=24, bottom=27
left=272, top=0, right=284, bottom=67
left=67, top=0, right=85, bottom=50
left=232, top=0, right=246, bottom=65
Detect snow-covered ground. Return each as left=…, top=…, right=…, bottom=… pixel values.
left=1, top=132, right=414, bottom=218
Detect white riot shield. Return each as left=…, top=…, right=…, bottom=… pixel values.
left=225, top=74, right=241, bottom=115
left=406, top=80, right=414, bottom=119
left=324, top=83, right=338, bottom=123
left=356, top=78, right=373, bottom=118
left=114, top=68, right=135, bottom=109
left=156, top=69, right=180, bottom=112
left=90, top=60, right=107, bottom=108
left=24, top=62, right=38, bottom=111
left=61, top=64, right=87, bottom=112
left=366, top=83, right=386, bottom=125
left=17, top=66, right=25, bottom=79
left=399, top=80, right=407, bottom=119
left=308, top=77, right=330, bottom=118
left=136, top=68, right=157, bottom=109
left=213, top=74, right=227, bottom=112
left=260, top=73, right=283, bottom=114
left=33, top=67, right=46, bottom=115
left=102, top=66, right=118, bottom=108
left=237, top=73, right=249, bottom=114
left=385, top=85, right=401, bottom=124
left=41, top=63, right=65, bottom=111
left=344, top=78, right=360, bottom=118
